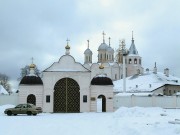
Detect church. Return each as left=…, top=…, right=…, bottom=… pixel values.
left=18, top=32, right=143, bottom=113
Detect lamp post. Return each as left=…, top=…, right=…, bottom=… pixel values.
left=121, top=40, right=128, bottom=93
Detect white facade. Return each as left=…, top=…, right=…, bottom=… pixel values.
left=18, top=32, right=146, bottom=113
left=42, top=55, right=91, bottom=112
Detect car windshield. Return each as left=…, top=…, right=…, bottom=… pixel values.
left=15, top=104, right=22, bottom=108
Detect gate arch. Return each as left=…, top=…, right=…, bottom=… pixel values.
left=53, top=78, right=80, bottom=113
left=27, top=94, right=36, bottom=105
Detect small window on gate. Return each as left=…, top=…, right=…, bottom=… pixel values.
left=46, top=95, right=50, bottom=103
left=83, top=95, right=87, bottom=103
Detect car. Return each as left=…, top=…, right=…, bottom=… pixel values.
left=4, top=103, right=42, bottom=116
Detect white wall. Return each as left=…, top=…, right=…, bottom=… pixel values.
left=114, top=95, right=180, bottom=110
left=0, top=94, right=19, bottom=105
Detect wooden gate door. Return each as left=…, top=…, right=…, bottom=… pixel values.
left=54, top=78, right=80, bottom=113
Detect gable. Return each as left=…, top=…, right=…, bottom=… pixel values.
left=44, top=55, right=90, bottom=72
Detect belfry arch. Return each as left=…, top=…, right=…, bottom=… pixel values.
left=53, top=78, right=80, bottom=113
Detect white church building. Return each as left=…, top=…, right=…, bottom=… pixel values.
left=18, top=32, right=144, bottom=113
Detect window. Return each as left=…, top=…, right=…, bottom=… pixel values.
left=129, top=59, right=132, bottom=64
left=46, top=95, right=50, bottom=103
left=83, top=95, right=87, bottom=103
left=86, top=56, right=88, bottom=62
left=139, top=59, right=141, bottom=65
left=134, top=58, right=137, bottom=64
left=115, top=74, right=117, bottom=80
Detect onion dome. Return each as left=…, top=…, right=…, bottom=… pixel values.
left=107, top=46, right=114, bottom=53
left=65, top=44, right=70, bottom=49
left=99, top=63, right=104, bottom=69
left=29, top=63, right=36, bottom=68
left=98, top=43, right=109, bottom=51
left=84, top=48, right=92, bottom=54
left=91, top=75, right=113, bottom=85
left=20, top=76, right=43, bottom=85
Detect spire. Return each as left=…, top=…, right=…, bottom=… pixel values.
left=128, top=31, right=138, bottom=55
left=65, top=38, right=70, bottom=55
left=31, top=57, right=34, bottom=64
left=132, top=31, right=134, bottom=40
left=87, top=40, right=89, bottom=49
left=29, top=57, right=36, bottom=76
left=108, top=37, right=111, bottom=47
left=102, top=31, right=105, bottom=43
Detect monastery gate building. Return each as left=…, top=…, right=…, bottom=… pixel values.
left=19, top=32, right=142, bottom=113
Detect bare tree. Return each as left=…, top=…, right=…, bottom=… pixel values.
left=0, top=73, right=11, bottom=93
left=18, top=65, right=41, bottom=80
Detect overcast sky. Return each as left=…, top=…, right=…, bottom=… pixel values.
left=0, top=0, right=180, bottom=89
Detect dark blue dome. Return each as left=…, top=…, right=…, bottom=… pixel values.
left=91, top=75, right=113, bottom=85
left=20, top=76, right=43, bottom=85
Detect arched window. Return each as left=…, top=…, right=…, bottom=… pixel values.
left=86, top=56, right=88, bottom=62
left=139, top=59, right=141, bottom=65
left=129, top=59, right=132, bottom=64
left=27, top=94, right=36, bottom=105
left=134, top=58, right=137, bottom=64
left=100, top=54, right=102, bottom=60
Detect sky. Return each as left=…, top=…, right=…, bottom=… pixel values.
left=0, top=0, right=180, bottom=90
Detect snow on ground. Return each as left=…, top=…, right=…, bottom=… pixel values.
left=1, top=105, right=180, bottom=135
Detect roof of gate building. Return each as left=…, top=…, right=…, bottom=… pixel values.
left=20, top=76, right=43, bottom=85
left=91, top=74, right=113, bottom=85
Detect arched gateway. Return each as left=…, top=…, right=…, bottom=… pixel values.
left=53, top=78, right=80, bottom=113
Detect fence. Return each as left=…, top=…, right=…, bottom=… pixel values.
left=0, top=94, right=19, bottom=106
left=114, top=95, right=180, bottom=110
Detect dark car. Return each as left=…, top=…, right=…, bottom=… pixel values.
left=4, top=103, right=42, bottom=116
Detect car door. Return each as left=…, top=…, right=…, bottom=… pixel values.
left=14, top=104, right=23, bottom=114
left=21, top=104, right=28, bottom=114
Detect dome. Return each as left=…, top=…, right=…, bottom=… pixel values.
left=91, top=75, right=113, bottom=85
left=107, top=46, right=114, bottom=53
left=98, top=43, right=109, bottom=51
left=84, top=48, right=92, bottom=54
left=29, top=63, right=36, bottom=68
left=65, top=44, right=70, bottom=49
left=20, top=76, right=43, bottom=85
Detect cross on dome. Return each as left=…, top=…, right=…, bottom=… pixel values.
left=102, top=31, right=106, bottom=43
left=66, top=38, right=70, bottom=45
left=31, top=57, right=34, bottom=64
left=87, top=40, right=89, bottom=49
left=108, top=37, right=111, bottom=46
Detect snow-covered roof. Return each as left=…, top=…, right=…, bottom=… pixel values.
left=113, top=71, right=180, bottom=92
left=0, top=85, right=8, bottom=94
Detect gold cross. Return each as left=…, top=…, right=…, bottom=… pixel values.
left=31, top=57, right=34, bottom=64
left=66, top=38, right=70, bottom=45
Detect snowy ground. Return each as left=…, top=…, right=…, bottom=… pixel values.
left=1, top=105, right=180, bottom=135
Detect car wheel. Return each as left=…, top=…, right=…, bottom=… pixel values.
left=7, top=111, right=12, bottom=116
left=27, top=111, right=32, bottom=116
left=33, top=113, right=37, bottom=116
